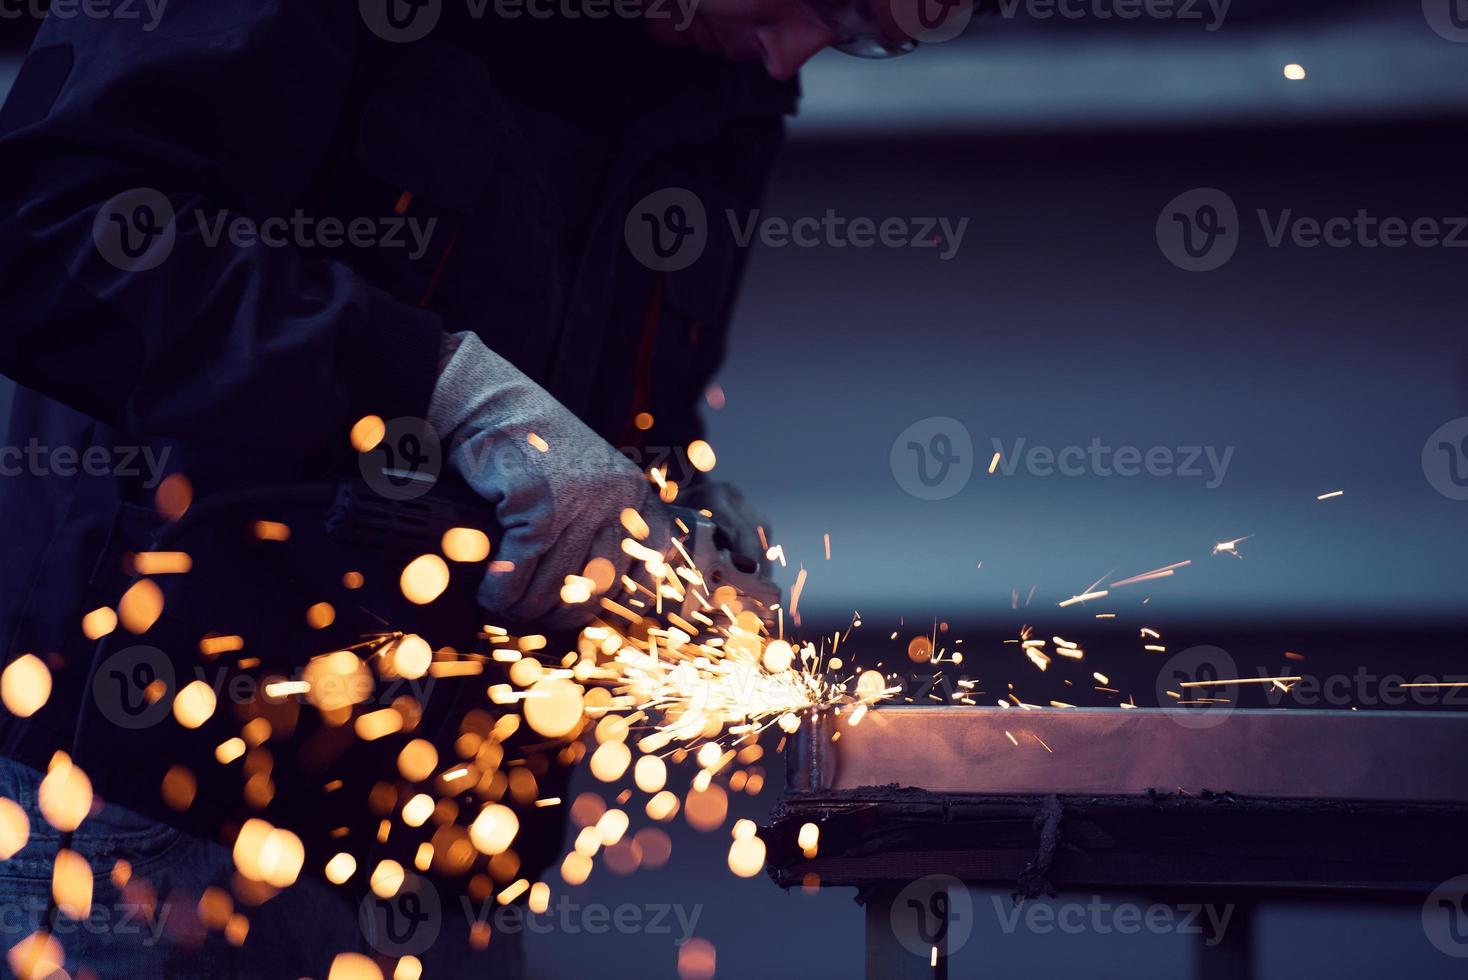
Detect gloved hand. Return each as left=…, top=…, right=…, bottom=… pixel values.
left=678, top=480, right=771, bottom=572
left=427, top=331, right=672, bottom=627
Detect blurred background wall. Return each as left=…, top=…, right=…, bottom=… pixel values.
left=708, top=1, right=1468, bottom=625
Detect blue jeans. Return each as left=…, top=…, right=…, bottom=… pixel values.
left=0, top=758, right=523, bottom=978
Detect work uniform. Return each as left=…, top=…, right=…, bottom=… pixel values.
left=0, top=2, right=795, bottom=973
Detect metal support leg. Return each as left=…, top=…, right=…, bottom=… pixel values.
left=1196, top=900, right=1252, bottom=980
left=864, top=883, right=949, bottom=980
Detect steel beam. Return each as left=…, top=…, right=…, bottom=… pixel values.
left=787, top=707, right=1468, bottom=803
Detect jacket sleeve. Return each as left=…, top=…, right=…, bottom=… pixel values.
left=0, top=0, right=443, bottom=459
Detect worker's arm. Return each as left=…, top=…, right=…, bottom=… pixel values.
left=0, top=2, right=671, bottom=623
left=430, top=332, right=673, bottom=627
left=0, top=1, right=441, bottom=459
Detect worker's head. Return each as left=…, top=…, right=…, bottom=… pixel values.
left=644, top=0, right=914, bottom=81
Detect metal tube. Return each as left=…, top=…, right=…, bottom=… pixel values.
left=788, top=706, right=1468, bottom=802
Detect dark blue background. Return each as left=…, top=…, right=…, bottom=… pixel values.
left=5, top=2, right=1468, bottom=976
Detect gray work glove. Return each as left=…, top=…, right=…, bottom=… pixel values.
left=679, top=480, right=771, bottom=573
left=427, top=332, right=671, bottom=627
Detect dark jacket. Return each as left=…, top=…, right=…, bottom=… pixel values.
left=0, top=0, right=793, bottom=878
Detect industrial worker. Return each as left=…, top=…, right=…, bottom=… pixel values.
left=0, top=0, right=922, bottom=975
